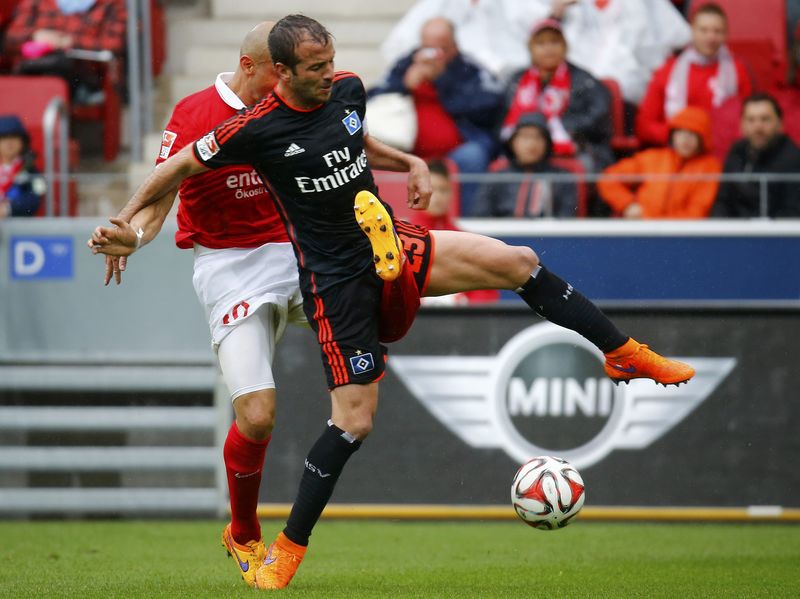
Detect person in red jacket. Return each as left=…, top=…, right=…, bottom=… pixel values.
left=636, top=2, right=752, bottom=147
left=600, top=106, right=721, bottom=218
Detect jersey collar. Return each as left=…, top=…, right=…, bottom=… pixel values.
left=215, top=72, right=245, bottom=110
left=273, top=87, right=323, bottom=113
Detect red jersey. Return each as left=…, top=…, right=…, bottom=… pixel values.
left=156, top=73, right=288, bottom=249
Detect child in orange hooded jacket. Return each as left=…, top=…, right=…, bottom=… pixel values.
left=598, top=106, right=721, bottom=218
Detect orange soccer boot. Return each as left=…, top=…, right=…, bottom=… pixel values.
left=354, top=190, right=402, bottom=281
left=604, top=337, right=695, bottom=386
left=255, top=531, right=308, bottom=590
left=221, top=523, right=267, bottom=588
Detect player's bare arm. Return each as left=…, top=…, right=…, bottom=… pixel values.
left=121, top=144, right=208, bottom=220
left=89, top=189, right=178, bottom=285
left=363, top=133, right=432, bottom=209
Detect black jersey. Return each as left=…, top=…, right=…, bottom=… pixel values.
left=192, top=72, right=381, bottom=286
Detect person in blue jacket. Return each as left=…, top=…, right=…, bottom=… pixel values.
left=369, top=16, right=504, bottom=214
left=0, top=115, right=45, bottom=218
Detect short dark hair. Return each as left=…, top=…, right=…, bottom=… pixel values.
left=742, top=92, right=783, bottom=120
left=692, top=2, right=728, bottom=23
left=268, top=14, right=332, bottom=72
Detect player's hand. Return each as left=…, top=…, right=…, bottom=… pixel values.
left=407, top=157, right=432, bottom=210
left=102, top=254, right=128, bottom=286
left=88, top=217, right=138, bottom=257
left=87, top=217, right=137, bottom=285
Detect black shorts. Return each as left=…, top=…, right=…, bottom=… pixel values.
left=301, top=220, right=433, bottom=389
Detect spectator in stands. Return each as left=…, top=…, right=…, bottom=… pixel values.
left=503, top=0, right=691, bottom=104
left=369, top=16, right=505, bottom=214
left=502, top=18, right=613, bottom=172
left=474, top=112, right=578, bottom=218
left=0, top=115, right=45, bottom=218
left=380, top=0, right=525, bottom=79
left=713, top=93, right=800, bottom=218
left=636, top=2, right=752, bottom=147
left=599, top=106, right=721, bottom=218
left=4, top=0, right=127, bottom=103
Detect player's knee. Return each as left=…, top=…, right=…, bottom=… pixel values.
left=342, top=413, right=374, bottom=440
left=335, top=406, right=375, bottom=440
left=234, top=390, right=276, bottom=439
left=499, top=245, right=539, bottom=288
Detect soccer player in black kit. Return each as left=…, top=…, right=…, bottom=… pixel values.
left=105, top=14, right=694, bottom=589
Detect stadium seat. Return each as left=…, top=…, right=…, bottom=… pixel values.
left=487, top=156, right=588, bottom=218
left=601, top=78, right=640, bottom=154
left=710, top=0, right=787, bottom=89
left=0, top=75, right=78, bottom=215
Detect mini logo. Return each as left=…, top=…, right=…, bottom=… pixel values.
left=610, top=363, right=636, bottom=374
left=234, top=470, right=260, bottom=479
left=342, top=111, right=362, bottom=135
left=390, top=323, right=736, bottom=469
left=159, top=130, right=177, bottom=159
left=195, top=132, right=220, bottom=161
left=263, top=545, right=277, bottom=566
left=284, top=143, right=305, bottom=157
left=350, top=352, right=375, bottom=375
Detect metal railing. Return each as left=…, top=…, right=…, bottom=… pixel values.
left=373, top=170, right=800, bottom=218
left=41, top=97, right=69, bottom=216
left=126, top=0, right=155, bottom=161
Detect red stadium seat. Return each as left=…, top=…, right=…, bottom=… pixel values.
left=0, top=75, right=78, bottom=215
left=707, top=0, right=787, bottom=89
left=601, top=78, right=640, bottom=154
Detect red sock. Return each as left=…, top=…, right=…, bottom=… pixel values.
left=224, top=422, right=270, bottom=544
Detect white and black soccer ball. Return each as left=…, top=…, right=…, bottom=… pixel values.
left=511, top=456, right=586, bottom=530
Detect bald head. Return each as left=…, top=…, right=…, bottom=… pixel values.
left=240, top=21, right=274, bottom=62
left=420, top=17, right=458, bottom=62
left=231, top=21, right=278, bottom=106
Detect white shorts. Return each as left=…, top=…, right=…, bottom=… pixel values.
left=192, top=242, right=306, bottom=400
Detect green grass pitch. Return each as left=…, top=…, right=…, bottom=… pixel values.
left=0, top=520, right=798, bottom=598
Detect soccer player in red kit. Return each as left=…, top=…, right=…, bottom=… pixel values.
left=89, top=22, right=304, bottom=588
left=94, top=15, right=695, bottom=590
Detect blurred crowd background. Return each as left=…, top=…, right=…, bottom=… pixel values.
left=0, top=0, right=798, bottom=223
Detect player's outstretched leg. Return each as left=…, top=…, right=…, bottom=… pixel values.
left=516, top=265, right=695, bottom=386
left=426, top=231, right=695, bottom=386
left=354, top=190, right=402, bottom=281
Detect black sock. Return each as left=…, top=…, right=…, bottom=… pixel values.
left=516, top=265, right=628, bottom=353
left=283, top=421, right=362, bottom=546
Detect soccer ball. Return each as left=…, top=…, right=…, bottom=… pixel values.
left=511, top=456, right=586, bottom=530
